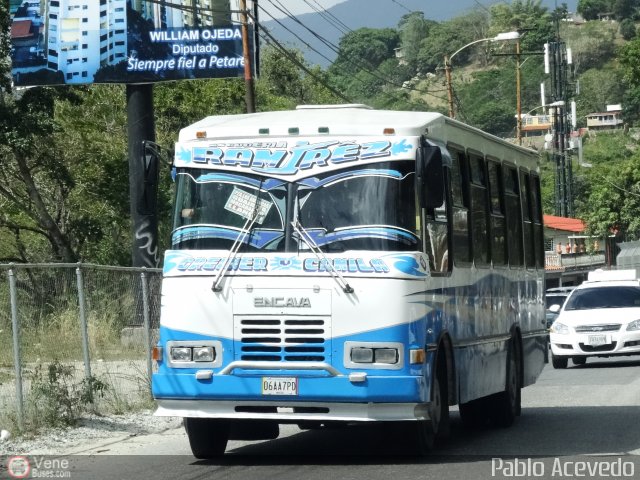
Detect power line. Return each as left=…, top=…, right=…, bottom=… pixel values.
left=258, top=3, right=449, bottom=102
left=305, top=0, right=352, bottom=34
left=257, top=23, right=353, bottom=103
left=390, top=0, right=412, bottom=14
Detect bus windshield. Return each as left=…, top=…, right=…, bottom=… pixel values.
left=171, top=161, right=419, bottom=252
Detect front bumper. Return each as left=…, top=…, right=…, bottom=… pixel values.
left=550, top=330, right=640, bottom=357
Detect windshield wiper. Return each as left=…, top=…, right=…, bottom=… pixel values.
left=211, top=206, right=260, bottom=293
left=292, top=219, right=354, bottom=294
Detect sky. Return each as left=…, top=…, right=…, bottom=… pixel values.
left=263, top=0, right=579, bottom=19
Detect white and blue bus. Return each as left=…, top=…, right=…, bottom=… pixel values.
left=152, top=105, right=547, bottom=458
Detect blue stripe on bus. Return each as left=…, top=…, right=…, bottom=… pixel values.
left=153, top=322, right=432, bottom=403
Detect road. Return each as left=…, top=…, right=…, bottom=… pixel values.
left=36, top=357, right=640, bottom=479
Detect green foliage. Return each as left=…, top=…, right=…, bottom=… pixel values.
left=575, top=132, right=640, bottom=239
left=398, top=12, right=437, bottom=73
left=329, top=28, right=400, bottom=78
left=490, top=0, right=553, bottom=51
left=578, top=0, right=612, bottom=20
left=417, top=11, right=490, bottom=73
left=30, top=361, right=108, bottom=428
left=575, top=67, right=625, bottom=126
left=561, top=21, right=617, bottom=74
left=620, top=18, right=637, bottom=39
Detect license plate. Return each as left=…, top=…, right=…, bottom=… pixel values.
left=588, top=334, right=607, bottom=346
left=262, top=377, right=298, bottom=396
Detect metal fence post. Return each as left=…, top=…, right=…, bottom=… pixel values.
left=76, top=263, right=92, bottom=380
left=140, top=269, right=153, bottom=388
left=8, top=268, right=24, bottom=431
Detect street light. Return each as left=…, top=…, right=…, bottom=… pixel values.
left=444, top=31, right=521, bottom=119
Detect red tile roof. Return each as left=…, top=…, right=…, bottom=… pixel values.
left=543, top=214, right=586, bottom=233
left=11, top=20, right=32, bottom=39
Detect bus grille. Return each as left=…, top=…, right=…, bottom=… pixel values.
left=234, top=316, right=331, bottom=362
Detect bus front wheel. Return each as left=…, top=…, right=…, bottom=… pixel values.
left=184, top=418, right=230, bottom=459
left=415, top=352, right=450, bottom=454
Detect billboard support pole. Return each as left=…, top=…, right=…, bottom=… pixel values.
left=240, top=0, right=256, bottom=113
left=127, top=83, right=158, bottom=269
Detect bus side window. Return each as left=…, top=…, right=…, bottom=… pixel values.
left=450, top=149, right=471, bottom=266
left=530, top=174, right=544, bottom=269
left=487, top=160, right=507, bottom=266
left=520, top=170, right=535, bottom=269
left=503, top=165, right=523, bottom=267
left=469, top=154, right=490, bottom=267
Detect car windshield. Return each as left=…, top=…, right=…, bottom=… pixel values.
left=171, top=162, right=420, bottom=252
left=546, top=295, right=569, bottom=309
left=563, top=286, right=640, bottom=310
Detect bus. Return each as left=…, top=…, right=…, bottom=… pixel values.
left=151, top=104, right=547, bottom=458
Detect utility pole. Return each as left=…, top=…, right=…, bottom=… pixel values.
left=444, top=55, right=454, bottom=118
left=240, top=0, right=256, bottom=113
left=548, top=38, right=573, bottom=218
left=516, top=37, right=522, bottom=145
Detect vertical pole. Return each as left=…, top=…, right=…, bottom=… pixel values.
left=8, top=269, right=24, bottom=431
left=444, top=55, right=454, bottom=118
left=76, top=264, right=92, bottom=381
left=140, top=270, right=153, bottom=388
left=240, top=0, right=256, bottom=113
left=127, top=84, right=158, bottom=269
left=516, top=38, right=522, bottom=145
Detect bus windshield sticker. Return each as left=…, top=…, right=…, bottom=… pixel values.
left=224, top=186, right=273, bottom=224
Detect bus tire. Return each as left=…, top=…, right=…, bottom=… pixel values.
left=490, top=340, right=521, bottom=428
left=184, top=418, right=230, bottom=459
left=415, top=350, right=449, bottom=454
left=551, top=353, right=568, bottom=369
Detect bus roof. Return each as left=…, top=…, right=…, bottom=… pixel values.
left=179, top=105, right=535, bottom=154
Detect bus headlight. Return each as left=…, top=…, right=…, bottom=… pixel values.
left=166, top=341, right=222, bottom=368
left=374, top=348, right=398, bottom=364
left=170, top=347, right=192, bottom=362
left=351, top=348, right=374, bottom=363
left=344, top=342, right=403, bottom=369
left=193, top=346, right=215, bottom=362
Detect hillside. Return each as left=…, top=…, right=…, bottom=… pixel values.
left=262, top=0, right=579, bottom=66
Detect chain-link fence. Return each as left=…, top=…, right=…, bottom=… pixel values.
left=0, top=263, right=162, bottom=433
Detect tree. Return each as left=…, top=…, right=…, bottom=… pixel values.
left=575, top=67, right=625, bottom=125
left=619, top=35, right=640, bottom=122
left=490, top=0, right=554, bottom=52
left=577, top=132, right=640, bottom=240
left=620, top=18, right=637, bottom=40
left=398, top=12, right=436, bottom=73
left=577, top=0, right=612, bottom=20
left=417, top=11, right=490, bottom=73
left=329, top=28, right=400, bottom=78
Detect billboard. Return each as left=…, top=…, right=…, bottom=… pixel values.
left=9, top=0, right=250, bottom=87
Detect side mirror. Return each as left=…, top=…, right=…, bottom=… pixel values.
left=416, top=144, right=444, bottom=210
left=548, top=304, right=561, bottom=313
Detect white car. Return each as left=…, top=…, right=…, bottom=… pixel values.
left=549, top=269, right=640, bottom=368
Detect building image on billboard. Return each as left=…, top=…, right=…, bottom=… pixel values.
left=9, top=0, right=248, bottom=87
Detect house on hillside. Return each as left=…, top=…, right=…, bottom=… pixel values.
left=544, top=214, right=607, bottom=287
left=586, top=104, right=624, bottom=131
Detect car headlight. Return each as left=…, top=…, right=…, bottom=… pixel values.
left=550, top=322, right=569, bottom=335
left=626, top=319, right=640, bottom=331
